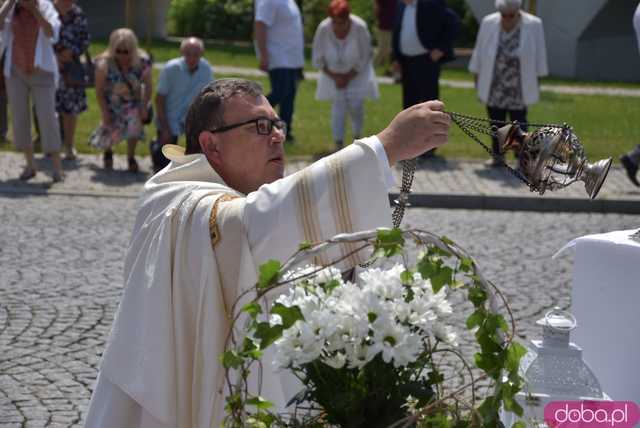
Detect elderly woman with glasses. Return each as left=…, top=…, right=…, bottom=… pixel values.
left=469, top=0, right=548, bottom=167
left=312, top=0, right=378, bottom=151
left=92, top=28, right=152, bottom=172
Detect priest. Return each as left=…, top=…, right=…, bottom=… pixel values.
left=84, top=78, right=450, bottom=427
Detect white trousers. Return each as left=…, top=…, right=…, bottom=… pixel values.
left=331, top=90, right=364, bottom=142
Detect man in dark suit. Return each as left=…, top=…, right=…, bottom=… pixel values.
left=392, top=0, right=457, bottom=159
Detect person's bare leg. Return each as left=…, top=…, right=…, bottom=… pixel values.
left=63, top=113, right=77, bottom=158
left=127, top=138, right=138, bottom=172
left=24, top=146, right=36, bottom=171
left=50, top=151, right=64, bottom=181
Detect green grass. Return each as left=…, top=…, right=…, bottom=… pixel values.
left=91, top=38, right=640, bottom=88
left=4, top=39, right=640, bottom=162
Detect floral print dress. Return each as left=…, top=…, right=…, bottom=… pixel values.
left=54, top=3, right=90, bottom=115
left=488, top=25, right=525, bottom=110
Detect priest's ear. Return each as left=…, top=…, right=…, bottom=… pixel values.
left=198, top=131, right=224, bottom=167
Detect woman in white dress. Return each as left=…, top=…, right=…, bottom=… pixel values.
left=312, top=0, right=378, bottom=150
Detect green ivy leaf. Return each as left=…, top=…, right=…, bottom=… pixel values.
left=474, top=351, right=502, bottom=380
left=374, top=228, right=405, bottom=257
left=224, top=393, right=243, bottom=413
left=271, top=303, right=304, bottom=329
left=417, top=255, right=437, bottom=280
left=466, top=309, right=485, bottom=329
left=485, top=313, right=507, bottom=333
left=242, top=302, right=262, bottom=318
left=505, top=342, right=528, bottom=373
left=298, top=240, right=313, bottom=251
left=512, top=422, right=526, bottom=428
left=476, top=329, right=503, bottom=354
left=427, top=369, right=445, bottom=384
left=431, top=266, right=454, bottom=293
left=246, top=395, right=274, bottom=410
left=258, top=259, right=281, bottom=289
left=400, top=269, right=414, bottom=285
left=459, top=257, right=474, bottom=273
left=220, top=350, right=243, bottom=369
left=323, top=278, right=341, bottom=293
left=477, top=395, right=499, bottom=427
left=240, top=337, right=263, bottom=360
left=501, top=382, right=524, bottom=416
left=440, top=236, right=454, bottom=246
left=468, top=286, right=488, bottom=306
left=254, top=322, right=283, bottom=350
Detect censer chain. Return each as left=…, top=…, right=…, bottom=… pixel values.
left=362, top=112, right=556, bottom=268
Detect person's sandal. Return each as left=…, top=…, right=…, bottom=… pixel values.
left=128, top=156, right=139, bottom=173
left=103, top=150, right=113, bottom=171
left=19, top=168, right=36, bottom=181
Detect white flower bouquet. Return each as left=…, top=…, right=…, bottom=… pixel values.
left=221, top=229, right=526, bottom=428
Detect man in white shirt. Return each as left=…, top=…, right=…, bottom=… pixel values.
left=83, top=78, right=451, bottom=427
left=620, top=2, right=640, bottom=186
left=254, top=0, right=304, bottom=142
left=392, top=0, right=457, bottom=160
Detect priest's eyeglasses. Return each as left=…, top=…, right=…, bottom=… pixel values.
left=208, top=117, right=287, bottom=136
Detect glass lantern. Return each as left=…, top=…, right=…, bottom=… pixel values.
left=501, top=308, right=608, bottom=427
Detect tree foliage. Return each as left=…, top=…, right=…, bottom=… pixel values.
left=168, top=0, right=478, bottom=47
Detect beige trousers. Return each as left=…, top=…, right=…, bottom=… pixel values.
left=374, top=29, right=392, bottom=67
left=6, top=65, right=61, bottom=153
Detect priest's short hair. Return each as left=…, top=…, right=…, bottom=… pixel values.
left=185, top=78, right=264, bottom=154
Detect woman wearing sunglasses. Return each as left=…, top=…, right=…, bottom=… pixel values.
left=469, top=0, right=548, bottom=167
left=92, top=27, right=152, bottom=172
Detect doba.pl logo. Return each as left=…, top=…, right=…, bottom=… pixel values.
left=544, top=401, right=640, bottom=427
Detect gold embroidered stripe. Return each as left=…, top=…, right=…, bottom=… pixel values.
left=295, top=169, right=327, bottom=266
left=208, top=194, right=240, bottom=250
left=327, top=156, right=362, bottom=266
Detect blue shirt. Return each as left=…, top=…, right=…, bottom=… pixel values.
left=156, top=57, right=214, bottom=136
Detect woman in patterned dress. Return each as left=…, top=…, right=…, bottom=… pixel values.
left=468, top=0, right=548, bottom=167
left=54, top=0, right=89, bottom=160
left=93, top=28, right=152, bottom=172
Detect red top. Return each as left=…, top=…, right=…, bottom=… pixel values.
left=12, top=8, right=39, bottom=74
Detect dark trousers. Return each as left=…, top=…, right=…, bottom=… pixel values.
left=267, top=68, right=300, bottom=134
left=487, top=106, right=528, bottom=157
left=150, top=131, right=178, bottom=172
left=400, top=54, right=440, bottom=158
left=400, top=54, right=440, bottom=109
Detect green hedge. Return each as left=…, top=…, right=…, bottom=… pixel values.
left=168, top=0, right=477, bottom=47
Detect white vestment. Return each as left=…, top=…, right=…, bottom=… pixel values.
left=84, top=137, right=394, bottom=428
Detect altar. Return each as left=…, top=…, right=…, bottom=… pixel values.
left=555, top=229, right=640, bottom=402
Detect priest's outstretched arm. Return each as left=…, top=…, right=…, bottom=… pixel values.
left=227, top=100, right=451, bottom=268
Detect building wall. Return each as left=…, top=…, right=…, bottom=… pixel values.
left=574, top=0, right=640, bottom=82
left=81, top=0, right=170, bottom=41
left=466, top=0, right=640, bottom=82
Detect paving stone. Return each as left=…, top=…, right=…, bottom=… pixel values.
left=1, top=188, right=637, bottom=423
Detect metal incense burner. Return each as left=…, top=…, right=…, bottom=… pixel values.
left=391, top=113, right=612, bottom=225
left=496, top=122, right=612, bottom=199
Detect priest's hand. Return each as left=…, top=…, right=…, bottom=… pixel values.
left=376, top=100, right=451, bottom=166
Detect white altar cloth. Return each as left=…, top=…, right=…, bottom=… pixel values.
left=555, top=228, right=640, bottom=402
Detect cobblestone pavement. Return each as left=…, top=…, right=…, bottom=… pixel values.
left=0, top=192, right=638, bottom=426
left=1, top=152, right=638, bottom=205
